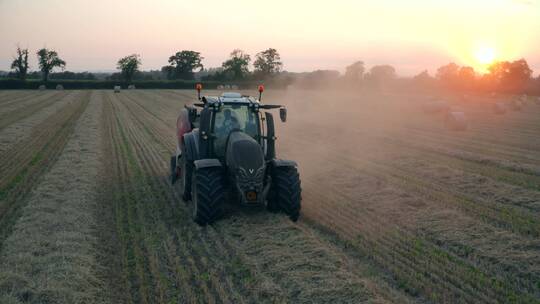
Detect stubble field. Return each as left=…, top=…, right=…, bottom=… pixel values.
left=0, top=89, right=538, bottom=304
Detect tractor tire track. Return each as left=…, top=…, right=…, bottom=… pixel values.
left=104, top=92, right=225, bottom=303
left=96, top=92, right=131, bottom=304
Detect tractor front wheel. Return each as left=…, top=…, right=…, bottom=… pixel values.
left=191, top=167, right=225, bottom=225
left=268, top=166, right=301, bottom=221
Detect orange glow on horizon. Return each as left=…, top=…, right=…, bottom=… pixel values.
left=0, top=0, right=539, bottom=75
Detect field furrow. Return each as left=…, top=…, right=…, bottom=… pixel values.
left=0, top=91, right=66, bottom=128
left=0, top=91, right=107, bottom=304
left=1, top=90, right=538, bottom=304
left=0, top=91, right=40, bottom=106
left=0, top=91, right=82, bottom=154
left=0, top=91, right=90, bottom=248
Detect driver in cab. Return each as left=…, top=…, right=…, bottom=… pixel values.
left=219, top=109, right=240, bottom=135
left=214, top=109, right=241, bottom=155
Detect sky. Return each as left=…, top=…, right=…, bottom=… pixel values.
left=1, top=0, right=539, bottom=76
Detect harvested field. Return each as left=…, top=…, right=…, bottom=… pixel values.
left=0, top=89, right=538, bottom=304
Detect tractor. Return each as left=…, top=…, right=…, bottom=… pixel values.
left=170, top=84, right=301, bottom=225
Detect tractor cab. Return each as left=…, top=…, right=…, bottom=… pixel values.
left=202, top=94, right=263, bottom=160
left=186, top=88, right=286, bottom=162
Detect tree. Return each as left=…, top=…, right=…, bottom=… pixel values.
left=413, top=70, right=432, bottom=82
left=36, top=48, right=66, bottom=82
left=11, top=46, right=30, bottom=80
left=487, top=59, right=532, bottom=91
left=117, top=54, right=141, bottom=82
left=436, top=62, right=459, bottom=83
left=296, top=70, right=340, bottom=89
left=200, top=67, right=225, bottom=81
left=49, top=71, right=96, bottom=80
left=161, top=65, right=175, bottom=80
left=436, top=63, right=476, bottom=89
left=222, top=49, right=251, bottom=80
left=167, top=50, right=204, bottom=80
left=457, top=66, right=476, bottom=89
left=344, top=61, right=365, bottom=83
left=364, top=65, right=396, bottom=90
left=367, top=65, right=396, bottom=81
left=253, top=48, right=283, bottom=78
left=412, top=70, right=436, bottom=90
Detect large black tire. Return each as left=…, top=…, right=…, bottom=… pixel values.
left=192, top=167, right=225, bottom=225
left=267, top=166, right=301, bottom=221
left=180, top=146, right=193, bottom=202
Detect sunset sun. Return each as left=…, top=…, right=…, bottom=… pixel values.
left=475, top=46, right=496, bottom=65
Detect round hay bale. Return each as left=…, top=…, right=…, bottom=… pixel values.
left=114, top=86, right=121, bottom=93
left=509, top=100, right=522, bottom=111
left=231, top=84, right=239, bottom=90
left=38, top=85, right=46, bottom=90
left=217, top=85, right=224, bottom=90
left=224, top=85, right=231, bottom=89
left=422, top=100, right=450, bottom=114
left=492, top=102, right=506, bottom=114
left=445, top=112, right=468, bottom=131
left=128, top=84, right=136, bottom=90
left=56, top=84, right=64, bottom=90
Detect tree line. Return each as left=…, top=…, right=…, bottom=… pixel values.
left=7, top=46, right=283, bottom=83
left=10, top=47, right=66, bottom=82
left=430, top=59, right=534, bottom=93
left=4, top=46, right=538, bottom=94
left=299, top=59, right=538, bottom=94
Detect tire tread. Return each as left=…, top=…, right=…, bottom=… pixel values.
left=268, top=166, right=301, bottom=221
left=193, top=168, right=225, bottom=225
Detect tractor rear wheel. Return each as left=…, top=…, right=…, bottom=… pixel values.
left=191, top=167, right=225, bottom=225
left=268, top=166, right=301, bottom=221
left=180, top=146, right=193, bottom=202
left=170, top=156, right=178, bottom=184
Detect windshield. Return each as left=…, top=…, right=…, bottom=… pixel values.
left=213, top=104, right=259, bottom=158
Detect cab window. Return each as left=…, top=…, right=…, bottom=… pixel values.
left=213, top=104, right=259, bottom=158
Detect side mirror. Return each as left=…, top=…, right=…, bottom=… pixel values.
left=279, top=107, right=287, bottom=122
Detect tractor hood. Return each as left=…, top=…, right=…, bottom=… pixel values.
left=226, top=131, right=266, bottom=204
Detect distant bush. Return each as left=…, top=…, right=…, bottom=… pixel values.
left=0, top=79, right=286, bottom=90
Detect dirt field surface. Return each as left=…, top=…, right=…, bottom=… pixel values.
left=0, top=89, right=538, bottom=304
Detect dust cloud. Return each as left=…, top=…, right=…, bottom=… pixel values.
left=264, top=88, right=427, bottom=180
